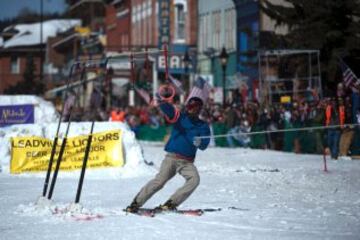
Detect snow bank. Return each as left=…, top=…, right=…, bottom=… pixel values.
left=0, top=95, right=152, bottom=178
left=0, top=121, right=152, bottom=178
left=0, top=95, right=59, bottom=124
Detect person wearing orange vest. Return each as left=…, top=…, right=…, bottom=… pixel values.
left=110, top=108, right=126, bottom=122
left=325, top=98, right=343, bottom=160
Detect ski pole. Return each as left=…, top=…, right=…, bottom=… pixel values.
left=42, top=63, right=79, bottom=197
left=47, top=66, right=87, bottom=200
left=74, top=58, right=109, bottom=204
left=323, top=149, right=328, bottom=172
left=75, top=121, right=95, bottom=203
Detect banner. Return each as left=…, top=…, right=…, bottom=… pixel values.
left=10, top=130, right=124, bottom=174
left=0, top=104, right=34, bottom=127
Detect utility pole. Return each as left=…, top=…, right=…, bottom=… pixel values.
left=40, top=0, right=44, bottom=85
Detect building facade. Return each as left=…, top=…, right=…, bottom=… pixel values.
left=197, top=0, right=237, bottom=104
left=105, top=0, right=132, bottom=52
left=0, top=20, right=81, bottom=94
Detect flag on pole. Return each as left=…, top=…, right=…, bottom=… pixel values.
left=168, top=74, right=185, bottom=94
left=186, top=76, right=211, bottom=104
left=134, top=87, right=151, bottom=104
left=339, top=60, right=360, bottom=93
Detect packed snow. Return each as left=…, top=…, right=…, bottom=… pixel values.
left=0, top=142, right=360, bottom=239
left=0, top=96, right=359, bottom=239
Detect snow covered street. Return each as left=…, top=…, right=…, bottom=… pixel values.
left=1, top=145, right=359, bottom=240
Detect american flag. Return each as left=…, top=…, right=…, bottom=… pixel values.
left=339, top=60, right=360, bottom=93
left=186, top=76, right=211, bottom=104
left=168, top=74, right=185, bottom=94
left=134, top=87, right=151, bottom=104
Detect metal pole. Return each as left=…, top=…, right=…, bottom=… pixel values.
left=266, top=52, right=270, bottom=105
left=47, top=66, right=86, bottom=200
left=40, top=0, right=44, bottom=83
left=42, top=63, right=79, bottom=197
left=258, top=51, right=262, bottom=103
left=150, top=56, right=158, bottom=100
left=309, top=52, right=312, bottom=88
left=74, top=58, right=109, bottom=204
left=75, top=122, right=94, bottom=203
left=317, top=50, right=323, bottom=98
left=222, top=65, right=226, bottom=107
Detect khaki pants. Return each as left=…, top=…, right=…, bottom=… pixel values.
left=134, top=153, right=200, bottom=207
left=339, top=128, right=354, bottom=156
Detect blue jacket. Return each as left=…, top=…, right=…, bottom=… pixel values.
left=159, top=102, right=211, bottom=159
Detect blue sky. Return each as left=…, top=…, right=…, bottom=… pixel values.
left=0, top=0, right=66, bottom=20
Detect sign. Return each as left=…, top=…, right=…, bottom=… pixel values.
left=158, top=0, right=170, bottom=49
left=280, top=96, right=291, bottom=103
left=10, top=130, right=124, bottom=174
left=157, top=54, right=193, bottom=73
left=75, top=26, right=90, bottom=36
left=0, top=104, right=34, bottom=127
left=157, top=44, right=195, bottom=74
left=212, top=87, right=223, bottom=104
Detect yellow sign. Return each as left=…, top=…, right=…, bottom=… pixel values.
left=280, top=96, right=291, bottom=103
left=10, top=130, right=124, bottom=174
left=75, top=26, right=90, bottom=36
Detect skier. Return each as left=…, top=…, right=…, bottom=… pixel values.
left=125, top=95, right=211, bottom=213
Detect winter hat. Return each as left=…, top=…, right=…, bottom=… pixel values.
left=186, top=97, right=203, bottom=110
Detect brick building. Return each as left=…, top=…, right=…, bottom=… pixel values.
left=0, top=20, right=80, bottom=94
left=105, top=0, right=132, bottom=52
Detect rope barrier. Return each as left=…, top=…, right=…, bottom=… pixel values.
left=196, top=123, right=360, bottom=139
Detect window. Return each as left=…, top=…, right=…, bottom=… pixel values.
left=10, top=56, right=20, bottom=74
left=132, top=6, right=136, bottom=23
left=174, top=3, right=186, bottom=42
left=212, top=11, right=221, bottom=50
left=225, top=8, right=236, bottom=50
left=199, top=15, right=204, bottom=52
left=203, top=14, right=210, bottom=49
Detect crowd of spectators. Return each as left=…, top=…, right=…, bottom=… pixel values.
left=60, top=83, right=360, bottom=159
left=106, top=91, right=360, bottom=159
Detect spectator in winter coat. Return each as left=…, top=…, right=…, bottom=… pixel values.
left=325, top=98, right=344, bottom=159
left=126, top=96, right=211, bottom=212
left=339, top=98, right=354, bottom=160
left=226, top=120, right=251, bottom=147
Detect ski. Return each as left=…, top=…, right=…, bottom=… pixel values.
left=51, top=206, right=247, bottom=220
left=123, top=208, right=155, bottom=217
left=137, top=208, right=213, bottom=216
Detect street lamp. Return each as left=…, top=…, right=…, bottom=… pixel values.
left=219, top=47, right=229, bottom=107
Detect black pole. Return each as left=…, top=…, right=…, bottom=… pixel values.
left=222, top=65, right=226, bottom=107
left=47, top=66, right=86, bottom=200
left=75, top=122, right=95, bottom=203
left=74, top=58, right=109, bottom=204
left=42, top=136, right=58, bottom=197
left=47, top=124, right=70, bottom=200
left=42, top=64, right=77, bottom=197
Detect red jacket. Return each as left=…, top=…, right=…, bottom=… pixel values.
left=325, top=105, right=345, bottom=127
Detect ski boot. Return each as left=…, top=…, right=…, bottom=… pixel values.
left=125, top=200, right=140, bottom=213
left=155, top=200, right=177, bottom=212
